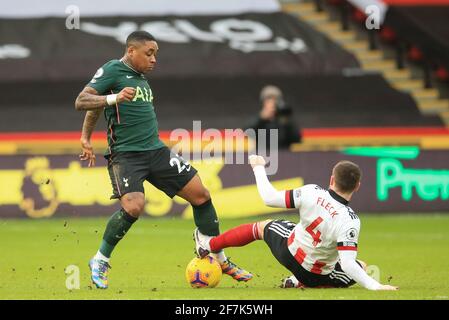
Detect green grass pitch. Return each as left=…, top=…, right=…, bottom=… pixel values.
left=1, top=214, right=448, bottom=300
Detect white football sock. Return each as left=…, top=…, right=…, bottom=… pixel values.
left=213, top=250, right=227, bottom=264
left=94, top=251, right=110, bottom=263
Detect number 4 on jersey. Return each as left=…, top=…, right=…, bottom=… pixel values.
left=306, top=217, right=323, bottom=247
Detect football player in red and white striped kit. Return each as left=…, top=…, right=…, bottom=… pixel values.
left=194, top=155, right=398, bottom=290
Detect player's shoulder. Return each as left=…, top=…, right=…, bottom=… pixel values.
left=336, top=205, right=360, bottom=225
left=89, top=60, right=122, bottom=84
left=93, top=59, right=121, bottom=75
left=100, top=59, right=122, bottom=71
left=296, top=184, right=325, bottom=200
left=345, top=205, right=359, bottom=220
left=301, top=184, right=326, bottom=193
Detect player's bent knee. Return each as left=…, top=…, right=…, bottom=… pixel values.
left=190, top=188, right=211, bottom=206
left=121, top=193, right=145, bottom=217
left=200, top=188, right=211, bottom=202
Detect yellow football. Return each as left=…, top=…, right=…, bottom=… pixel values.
left=185, top=256, right=222, bottom=288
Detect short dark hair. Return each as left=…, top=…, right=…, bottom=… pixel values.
left=126, top=31, right=156, bottom=47
left=332, top=161, right=362, bottom=193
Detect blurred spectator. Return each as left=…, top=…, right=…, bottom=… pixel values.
left=245, top=85, right=302, bottom=150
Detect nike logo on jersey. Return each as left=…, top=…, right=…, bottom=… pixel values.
left=126, top=75, right=133, bottom=79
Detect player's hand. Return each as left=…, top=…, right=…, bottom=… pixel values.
left=249, top=155, right=266, bottom=169
left=377, top=284, right=399, bottom=291
left=79, top=138, right=96, bottom=167
left=117, top=87, right=136, bottom=103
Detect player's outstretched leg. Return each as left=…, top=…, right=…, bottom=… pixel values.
left=179, top=174, right=252, bottom=282
left=194, top=221, right=266, bottom=282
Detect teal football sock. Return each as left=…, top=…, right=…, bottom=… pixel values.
left=192, top=199, right=220, bottom=236
left=99, top=208, right=138, bottom=258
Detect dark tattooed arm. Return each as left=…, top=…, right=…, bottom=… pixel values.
left=75, top=87, right=108, bottom=111
left=81, top=109, right=102, bottom=142
left=75, top=86, right=136, bottom=111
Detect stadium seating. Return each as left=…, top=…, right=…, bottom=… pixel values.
left=323, top=0, right=449, bottom=125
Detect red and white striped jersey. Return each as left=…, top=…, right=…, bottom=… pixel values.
left=285, top=184, right=360, bottom=275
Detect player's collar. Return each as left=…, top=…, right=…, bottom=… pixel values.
left=120, top=58, right=141, bottom=75
left=328, top=189, right=349, bottom=205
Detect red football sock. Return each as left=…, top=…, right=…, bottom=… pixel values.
left=210, top=223, right=261, bottom=252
